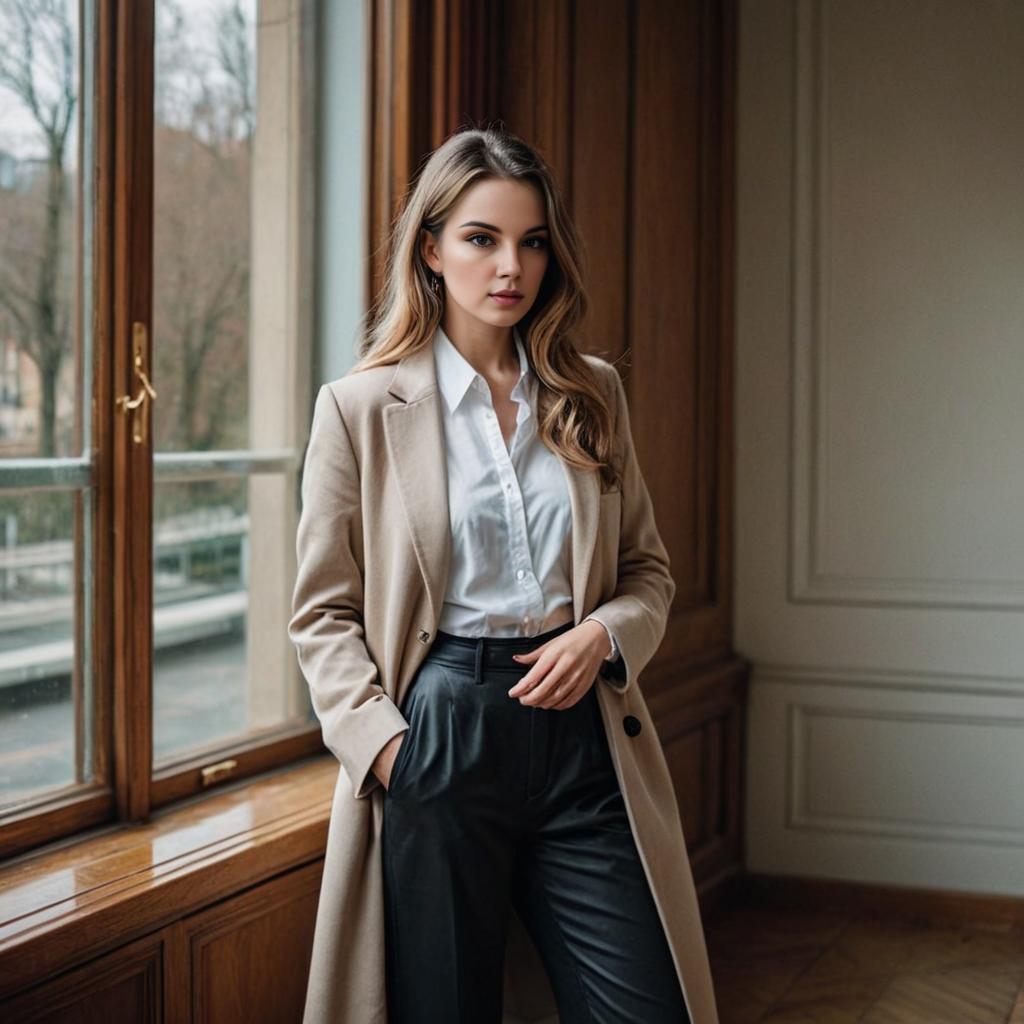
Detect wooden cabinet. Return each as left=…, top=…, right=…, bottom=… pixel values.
left=0, top=759, right=335, bottom=1024
left=168, top=861, right=321, bottom=1024
left=3, top=860, right=322, bottom=1024
left=3, top=933, right=164, bottom=1023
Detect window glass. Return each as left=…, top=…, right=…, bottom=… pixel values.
left=0, top=0, right=95, bottom=811
left=152, top=0, right=313, bottom=767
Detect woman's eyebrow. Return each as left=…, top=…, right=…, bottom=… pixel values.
left=458, top=220, right=549, bottom=234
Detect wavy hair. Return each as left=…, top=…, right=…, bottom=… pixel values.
left=352, top=125, right=622, bottom=491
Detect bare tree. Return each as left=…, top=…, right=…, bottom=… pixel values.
left=0, top=0, right=256, bottom=460
left=215, top=0, right=255, bottom=146
left=0, top=0, right=76, bottom=457
left=152, top=0, right=254, bottom=456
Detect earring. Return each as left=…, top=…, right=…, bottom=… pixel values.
left=431, top=272, right=442, bottom=296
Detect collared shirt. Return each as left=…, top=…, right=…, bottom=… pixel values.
left=432, top=324, right=619, bottom=661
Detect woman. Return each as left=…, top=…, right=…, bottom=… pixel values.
left=289, top=127, right=719, bottom=1024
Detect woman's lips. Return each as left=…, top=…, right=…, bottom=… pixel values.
left=490, top=293, right=523, bottom=306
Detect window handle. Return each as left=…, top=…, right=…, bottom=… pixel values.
left=116, top=321, right=158, bottom=444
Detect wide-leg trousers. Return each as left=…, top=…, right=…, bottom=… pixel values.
left=381, top=620, right=691, bottom=1023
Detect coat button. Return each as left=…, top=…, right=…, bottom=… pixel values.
left=418, top=629, right=430, bottom=643
left=623, top=714, right=641, bottom=737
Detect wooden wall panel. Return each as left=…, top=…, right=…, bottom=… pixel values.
left=572, top=3, right=631, bottom=363
left=496, top=0, right=747, bottom=904
left=365, top=0, right=497, bottom=304
left=365, top=0, right=746, bottom=906
left=630, top=0, right=704, bottom=604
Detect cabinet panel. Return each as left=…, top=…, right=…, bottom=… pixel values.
left=174, top=860, right=322, bottom=1024
left=3, top=934, right=163, bottom=1024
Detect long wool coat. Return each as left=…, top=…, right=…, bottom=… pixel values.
left=288, top=339, right=720, bottom=1023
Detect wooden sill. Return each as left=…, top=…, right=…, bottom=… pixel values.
left=0, top=754, right=338, bottom=1000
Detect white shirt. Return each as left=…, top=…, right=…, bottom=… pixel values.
left=433, top=324, right=619, bottom=661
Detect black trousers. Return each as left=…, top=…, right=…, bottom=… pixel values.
left=382, top=620, right=691, bottom=1023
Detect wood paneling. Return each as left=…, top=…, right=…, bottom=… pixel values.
left=1, top=862, right=323, bottom=1024
left=364, top=0, right=746, bottom=901
left=365, top=0, right=498, bottom=305
left=495, top=0, right=747, bottom=899
left=171, top=861, right=321, bottom=1024
left=2, top=932, right=163, bottom=1024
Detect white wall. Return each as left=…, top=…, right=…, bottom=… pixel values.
left=736, top=0, right=1024, bottom=895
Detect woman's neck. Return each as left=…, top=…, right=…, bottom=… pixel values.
left=441, top=316, right=518, bottom=378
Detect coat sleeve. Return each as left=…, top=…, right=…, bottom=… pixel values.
left=583, top=366, right=677, bottom=694
left=288, top=383, right=410, bottom=798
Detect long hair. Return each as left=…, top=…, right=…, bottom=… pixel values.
left=352, top=125, right=622, bottom=491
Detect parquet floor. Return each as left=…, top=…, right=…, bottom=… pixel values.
left=705, top=903, right=1024, bottom=1023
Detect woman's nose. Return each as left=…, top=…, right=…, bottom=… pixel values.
left=497, top=243, right=521, bottom=277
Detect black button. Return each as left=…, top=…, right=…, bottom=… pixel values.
left=623, top=714, right=641, bottom=737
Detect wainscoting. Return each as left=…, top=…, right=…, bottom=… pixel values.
left=736, top=0, right=1024, bottom=898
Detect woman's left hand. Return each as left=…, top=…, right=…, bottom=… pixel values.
left=507, top=620, right=612, bottom=710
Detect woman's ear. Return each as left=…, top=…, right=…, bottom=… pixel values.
left=420, top=228, right=440, bottom=275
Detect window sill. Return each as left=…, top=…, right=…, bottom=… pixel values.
left=0, top=754, right=338, bottom=999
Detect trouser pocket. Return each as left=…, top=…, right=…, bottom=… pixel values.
left=386, top=658, right=452, bottom=799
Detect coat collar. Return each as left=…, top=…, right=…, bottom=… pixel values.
left=382, top=332, right=600, bottom=634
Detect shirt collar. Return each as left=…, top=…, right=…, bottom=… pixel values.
left=433, top=324, right=531, bottom=415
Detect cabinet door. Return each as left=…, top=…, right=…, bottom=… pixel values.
left=168, top=859, right=322, bottom=1024
left=2, top=933, right=164, bottom=1023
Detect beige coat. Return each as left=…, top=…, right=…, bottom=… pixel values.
left=288, top=340, right=720, bottom=1023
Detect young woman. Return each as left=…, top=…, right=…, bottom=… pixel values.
left=289, top=127, right=719, bottom=1024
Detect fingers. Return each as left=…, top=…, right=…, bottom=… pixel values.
left=514, top=656, right=568, bottom=707
left=551, top=687, right=584, bottom=710
left=518, top=664, right=589, bottom=709
left=506, top=631, right=602, bottom=709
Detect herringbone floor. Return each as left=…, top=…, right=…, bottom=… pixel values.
left=705, top=903, right=1024, bottom=1022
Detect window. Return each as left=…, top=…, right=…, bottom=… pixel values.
left=0, top=0, right=326, bottom=860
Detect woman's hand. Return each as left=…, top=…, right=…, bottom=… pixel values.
left=373, top=731, right=407, bottom=790
left=507, top=620, right=611, bottom=710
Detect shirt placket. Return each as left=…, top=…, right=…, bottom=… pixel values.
left=477, top=379, right=544, bottom=635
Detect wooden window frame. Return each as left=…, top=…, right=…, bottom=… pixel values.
left=3, top=0, right=493, bottom=866
left=2, top=0, right=324, bottom=863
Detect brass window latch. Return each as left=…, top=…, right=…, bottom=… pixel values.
left=116, top=321, right=158, bottom=444
left=200, top=758, right=239, bottom=787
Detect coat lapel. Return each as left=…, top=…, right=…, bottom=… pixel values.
left=383, top=337, right=601, bottom=631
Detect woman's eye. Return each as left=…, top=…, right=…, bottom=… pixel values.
left=466, top=234, right=548, bottom=249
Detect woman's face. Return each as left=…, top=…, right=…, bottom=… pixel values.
left=421, top=177, right=550, bottom=336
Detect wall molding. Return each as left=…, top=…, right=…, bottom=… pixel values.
left=786, top=0, right=1024, bottom=611
left=786, top=701, right=1024, bottom=847
left=755, top=661, right=1024, bottom=698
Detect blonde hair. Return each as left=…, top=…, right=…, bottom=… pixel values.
left=353, top=125, right=622, bottom=491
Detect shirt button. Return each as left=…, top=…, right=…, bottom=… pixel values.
left=516, top=569, right=525, bottom=580
left=505, top=482, right=512, bottom=491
